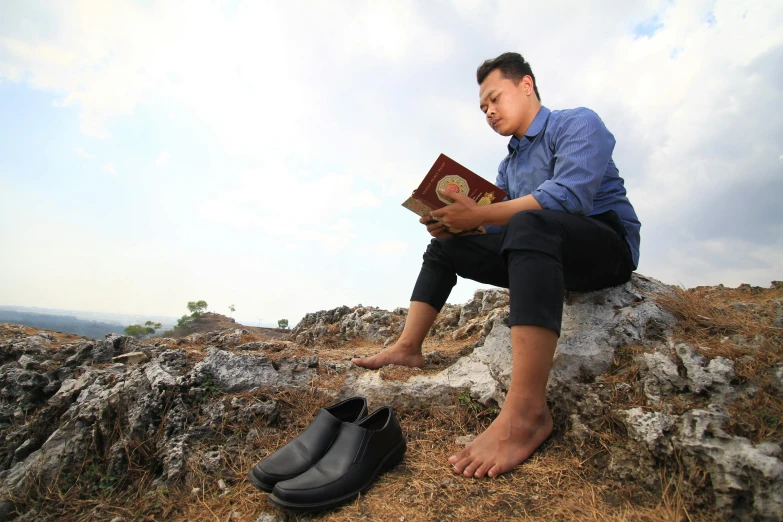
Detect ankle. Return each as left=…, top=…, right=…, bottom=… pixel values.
left=501, top=394, right=550, bottom=418
left=391, top=338, right=422, bottom=355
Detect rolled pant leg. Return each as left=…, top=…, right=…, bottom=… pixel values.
left=501, top=212, right=566, bottom=334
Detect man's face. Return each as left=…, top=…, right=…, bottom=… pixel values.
left=479, top=68, right=532, bottom=137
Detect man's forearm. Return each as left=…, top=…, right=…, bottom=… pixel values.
left=477, top=194, right=543, bottom=226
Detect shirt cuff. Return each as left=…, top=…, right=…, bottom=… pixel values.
left=532, top=188, right=567, bottom=212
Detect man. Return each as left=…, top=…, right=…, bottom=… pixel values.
left=352, top=52, right=641, bottom=479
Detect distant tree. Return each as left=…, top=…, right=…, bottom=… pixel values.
left=124, top=325, right=148, bottom=338
left=124, top=320, right=162, bottom=339
left=278, top=318, right=289, bottom=330
left=187, top=300, right=208, bottom=317
left=229, top=304, right=236, bottom=317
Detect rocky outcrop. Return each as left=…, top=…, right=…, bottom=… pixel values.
left=0, top=274, right=781, bottom=520
left=292, top=306, right=404, bottom=346
left=0, top=330, right=315, bottom=506
left=343, top=274, right=676, bottom=406
left=339, top=275, right=782, bottom=520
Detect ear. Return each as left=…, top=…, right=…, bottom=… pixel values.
left=522, top=75, right=534, bottom=96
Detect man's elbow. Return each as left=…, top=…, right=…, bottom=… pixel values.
left=535, top=188, right=592, bottom=215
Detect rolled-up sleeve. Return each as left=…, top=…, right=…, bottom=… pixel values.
left=532, top=108, right=614, bottom=215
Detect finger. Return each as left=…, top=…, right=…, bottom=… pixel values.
left=437, top=188, right=457, bottom=201
left=427, top=222, right=445, bottom=233
left=440, top=189, right=472, bottom=203
left=431, top=208, right=446, bottom=218
left=419, top=215, right=436, bottom=224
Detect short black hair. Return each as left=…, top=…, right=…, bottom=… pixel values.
left=477, top=52, right=541, bottom=101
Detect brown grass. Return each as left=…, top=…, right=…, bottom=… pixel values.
left=652, top=284, right=783, bottom=442
left=5, top=385, right=715, bottom=522
left=5, top=282, right=782, bottom=521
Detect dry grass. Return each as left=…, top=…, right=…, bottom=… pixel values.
left=5, top=283, right=781, bottom=521
left=5, top=385, right=713, bottom=522
left=652, top=283, right=783, bottom=442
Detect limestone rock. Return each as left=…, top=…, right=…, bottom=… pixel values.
left=638, top=351, right=687, bottom=403
left=674, top=343, right=734, bottom=396
left=112, top=351, right=149, bottom=365
left=618, top=407, right=677, bottom=456
left=345, top=274, right=677, bottom=407
left=675, top=406, right=783, bottom=520
left=190, top=348, right=315, bottom=393
left=342, top=323, right=511, bottom=407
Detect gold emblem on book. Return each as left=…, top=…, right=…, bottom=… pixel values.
left=477, top=192, right=495, bottom=206
left=436, top=175, right=469, bottom=204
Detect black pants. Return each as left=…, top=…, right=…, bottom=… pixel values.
left=410, top=210, right=635, bottom=336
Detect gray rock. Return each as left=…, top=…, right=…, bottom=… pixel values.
left=551, top=275, right=675, bottom=385
left=112, top=351, right=149, bottom=365
left=773, top=300, right=783, bottom=328
left=675, top=406, right=783, bottom=520
left=619, top=407, right=677, bottom=456
left=343, top=323, right=511, bottom=407
left=255, top=514, right=284, bottom=522
left=344, top=275, right=677, bottom=408
left=0, top=500, right=16, bottom=521
left=638, top=351, right=687, bottom=403
left=674, top=343, right=734, bottom=396
left=0, top=367, right=50, bottom=412
left=93, top=334, right=134, bottom=363
left=190, top=348, right=315, bottom=393
left=17, top=355, right=40, bottom=371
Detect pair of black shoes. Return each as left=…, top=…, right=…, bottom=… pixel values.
left=247, top=397, right=406, bottom=511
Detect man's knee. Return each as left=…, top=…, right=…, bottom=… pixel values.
left=507, top=210, right=550, bottom=232
left=423, top=237, right=453, bottom=265
left=503, top=211, right=562, bottom=254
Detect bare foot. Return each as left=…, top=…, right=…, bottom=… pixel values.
left=351, top=342, right=424, bottom=369
left=448, top=405, right=553, bottom=478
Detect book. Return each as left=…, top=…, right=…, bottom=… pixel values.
left=402, top=153, right=508, bottom=234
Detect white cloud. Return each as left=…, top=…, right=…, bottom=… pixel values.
left=200, top=167, right=380, bottom=250
left=154, top=151, right=170, bottom=167
left=101, top=162, right=116, bottom=176
left=1, top=0, right=782, bottom=322
left=74, top=147, right=94, bottom=159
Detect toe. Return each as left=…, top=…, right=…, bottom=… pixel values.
left=463, top=459, right=481, bottom=478
left=448, top=447, right=469, bottom=465
left=452, top=455, right=473, bottom=474
left=487, top=462, right=511, bottom=478
left=473, top=461, right=493, bottom=478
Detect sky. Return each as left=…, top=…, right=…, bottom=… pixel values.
left=1, top=0, right=781, bottom=327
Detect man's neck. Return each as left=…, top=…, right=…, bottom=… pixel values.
left=513, top=102, right=542, bottom=140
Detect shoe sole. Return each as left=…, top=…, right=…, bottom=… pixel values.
left=268, top=439, right=406, bottom=512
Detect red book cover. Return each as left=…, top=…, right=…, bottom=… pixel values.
left=402, top=154, right=507, bottom=234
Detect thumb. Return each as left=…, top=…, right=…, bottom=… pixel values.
left=439, top=189, right=471, bottom=203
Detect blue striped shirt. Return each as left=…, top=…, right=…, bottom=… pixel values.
left=495, top=106, right=641, bottom=268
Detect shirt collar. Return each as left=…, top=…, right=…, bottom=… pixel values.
left=508, top=106, right=551, bottom=152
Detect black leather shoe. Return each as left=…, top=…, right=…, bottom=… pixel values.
left=269, top=406, right=406, bottom=511
left=247, top=396, right=368, bottom=492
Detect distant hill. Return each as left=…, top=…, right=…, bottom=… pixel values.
left=0, top=310, right=125, bottom=339
left=163, top=311, right=288, bottom=340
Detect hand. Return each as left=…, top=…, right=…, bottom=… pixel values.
left=419, top=215, right=452, bottom=239
left=431, top=190, right=483, bottom=231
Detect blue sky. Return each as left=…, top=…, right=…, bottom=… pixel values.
left=1, top=0, right=781, bottom=326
